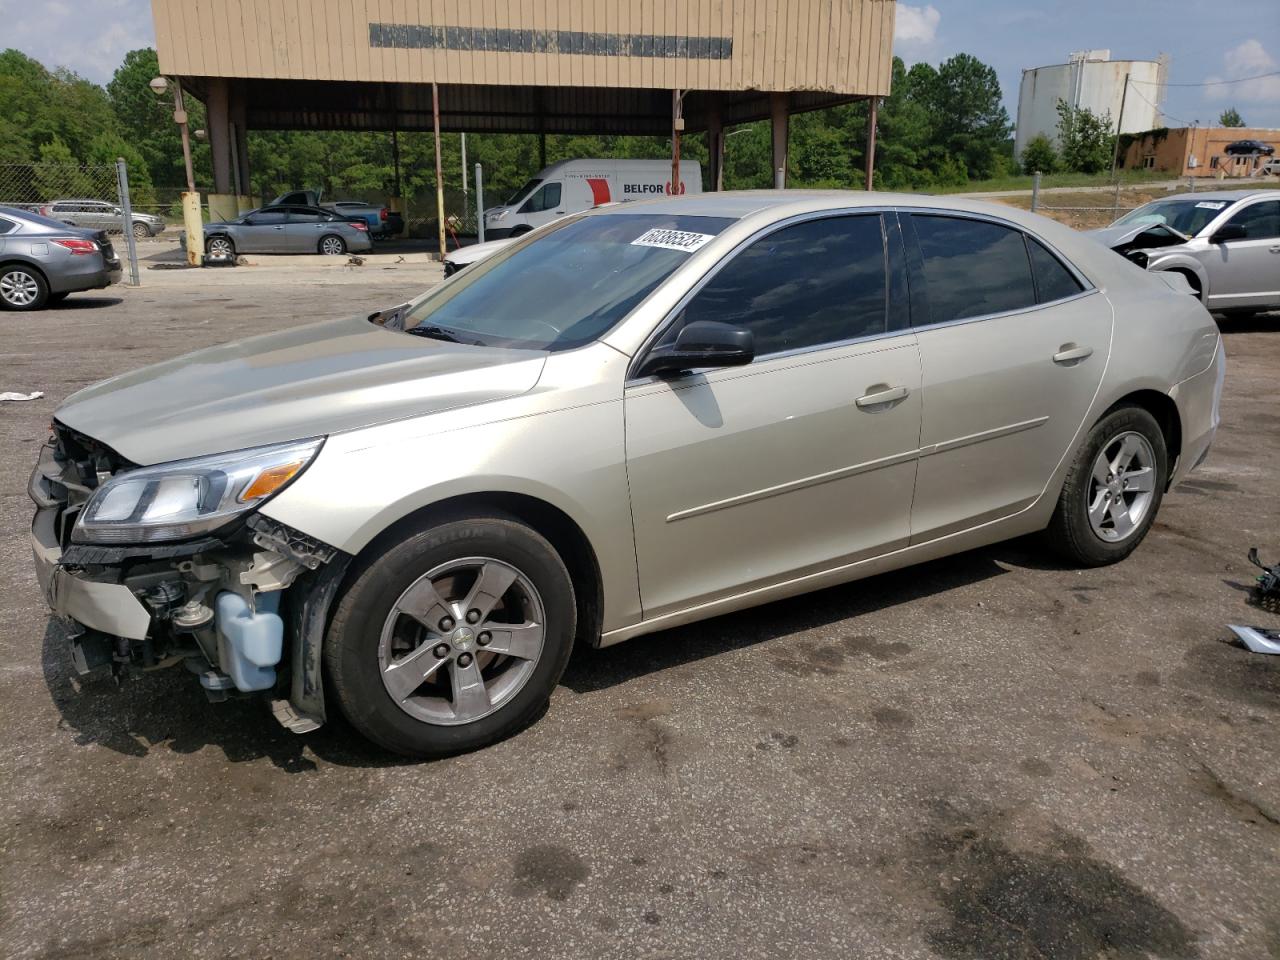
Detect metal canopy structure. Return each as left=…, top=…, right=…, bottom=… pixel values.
left=152, top=0, right=896, bottom=213
left=183, top=77, right=874, bottom=137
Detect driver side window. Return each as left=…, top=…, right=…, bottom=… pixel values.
left=665, top=214, right=889, bottom=357
left=521, top=183, right=562, bottom=214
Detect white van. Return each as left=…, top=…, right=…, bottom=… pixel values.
left=483, top=158, right=703, bottom=239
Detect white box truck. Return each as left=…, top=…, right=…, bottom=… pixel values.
left=482, top=158, right=703, bottom=239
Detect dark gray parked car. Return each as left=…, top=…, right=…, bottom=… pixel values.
left=0, top=206, right=121, bottom=311
left=186, top=205, right=373, bottom=257
left=41, top=199, right=166, bottom=239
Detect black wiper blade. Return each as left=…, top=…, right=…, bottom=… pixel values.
left=407, top=324, right=466, bottom=344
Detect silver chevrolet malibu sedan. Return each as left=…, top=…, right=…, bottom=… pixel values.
left=30, top=192, right=1225, bottom=757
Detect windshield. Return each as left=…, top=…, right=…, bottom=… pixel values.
left=1114, top=199, right=1231, bottom=236
left=504, top=179, right=541, bottom=206
left=398, top=213, right=734, bottom=351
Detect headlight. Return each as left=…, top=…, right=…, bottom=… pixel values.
left=488, top=210, right=508, bottom=223
left=73, top=438, right=322, bottom=544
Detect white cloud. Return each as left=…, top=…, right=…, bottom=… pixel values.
left=895, top=4, right=941, bottom=47
left=0, top=0, right=154, bottom=82
left=1204, top=39, right=1280, bottom=104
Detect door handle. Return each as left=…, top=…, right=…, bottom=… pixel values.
left=1052, top=344, right=1093, bottom=364
left=855, top=385, right=909, bottom=409
left=1269, top=245, right=1280, bottom=254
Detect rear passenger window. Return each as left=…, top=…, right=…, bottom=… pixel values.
left=912, top=215, right=1036, bottom=323
left=1027, top=237, right=1084, bottom=303
left=678, top=215, right=887, bottom=355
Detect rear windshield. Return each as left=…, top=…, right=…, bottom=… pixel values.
left=1114, top=199, right=1231, bottom=236
left=398, top=213, right=734, bottom=351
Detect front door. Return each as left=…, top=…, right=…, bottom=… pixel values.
left=517, top=182, right=564, bottom=231
left=1202, top=198, right=1280, bottom=311
left=902, top=212, right=1111, bottom=542
left=625, top=213, right=922, bottom=618
left=240, top=210, right=289, bottom=252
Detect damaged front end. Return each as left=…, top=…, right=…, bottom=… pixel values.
left=29, top=423, right=349, bottom=732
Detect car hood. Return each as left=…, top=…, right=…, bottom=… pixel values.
left=1088, top=222, right=1191, bottom=250
left=446, top=237, right=515, bottom=266
left=55, top=315, right=547, bottom=465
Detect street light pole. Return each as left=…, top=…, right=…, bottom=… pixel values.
left=152, top=75, right=202, bottom=265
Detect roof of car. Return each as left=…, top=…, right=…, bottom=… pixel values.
left=595, top=189, right=1090, bottom=225
left=1147, top=189, right=1274, bottom=203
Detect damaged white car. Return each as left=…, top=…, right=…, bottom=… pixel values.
left=1089, top=190, right=1280, bottom=316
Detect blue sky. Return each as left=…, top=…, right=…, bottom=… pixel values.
left=3, top=0, right=1277, bottom=130
left=894, top=1, right=1280, bottom=129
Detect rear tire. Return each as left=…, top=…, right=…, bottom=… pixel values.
left=0, top=265, right=49, bottom=311
left=1043, top=406, right=1168, bottom=566
left=319, top=235, right=346, bottom=255
left=325, top=513, right=576, bottom=758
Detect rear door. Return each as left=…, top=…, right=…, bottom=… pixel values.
left=902, top=212, right=1110, bottom=542
left=281, top=206, right=330, bottom=252
left=625, top=213, right=922, bottom=617
left=1202, top=198, right=1280, bottom=310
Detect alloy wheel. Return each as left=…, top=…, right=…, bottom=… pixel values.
left=0, top=270, right=40, bottom=307
left=1086, top=431, right=1157, bottom=542
left=378, top=557, right=546, bottom=726
left=208, top=237, right=234, bottom=257
left=320, top=236, right=345, bottom=255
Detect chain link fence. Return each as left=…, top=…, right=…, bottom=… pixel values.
left=0, top=161, right=155, bottom=284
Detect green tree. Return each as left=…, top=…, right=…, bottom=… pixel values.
left=875, top=57, right=935, bottom=189
left=1218, top=107, right=1245, bottom=128
left=33, top=136, right=94, bottom=197
left=925, top=53, right=1012, bottom=180
left=1020, top=133, right=1058, bottom=175
left=108, top=48, right=209, bottom=190
left=1055, top=100, right=1114, bottom=173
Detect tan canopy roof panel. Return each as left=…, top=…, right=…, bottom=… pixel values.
left=153, top=0, right=896, bottom=133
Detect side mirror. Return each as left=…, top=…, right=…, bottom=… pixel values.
left=1211, top=223, right=1247, bottom=243
left=637, top=320, right=755, bottom=378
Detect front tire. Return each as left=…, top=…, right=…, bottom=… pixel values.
left=132, top=222, right=152, bottom=239
left=0, top=265, right=49, bottom=311
left=325, top=514, right=576, bottom=758
left=206, top=234, right=235, bottom=258
left=1044, top=406, right=1168, bottom=566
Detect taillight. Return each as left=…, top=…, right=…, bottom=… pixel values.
left=351, top=222, right=368, bottom=231
left=53, top=238, right=99, bottom=255
left=379, top=207, right=388, bottom=221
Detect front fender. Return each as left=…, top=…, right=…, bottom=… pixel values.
left=1146, top=253, right=1209, bottom=302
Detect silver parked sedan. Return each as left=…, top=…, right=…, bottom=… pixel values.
left=1090, top=190, right=1280, bottom=315
left=31, top=192, right=1224, bottom=757
left=192, top=205, right=373, bottom=256
left=0, top=205, right=122, bottom=310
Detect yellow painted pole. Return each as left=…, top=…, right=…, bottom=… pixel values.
left=432, top=82, right=446, bottom=261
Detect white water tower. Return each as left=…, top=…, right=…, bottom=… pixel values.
left=1015, top=50, right=1167, bottom=160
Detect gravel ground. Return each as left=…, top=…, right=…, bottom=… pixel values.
left=1, top=260, right=1278, bottom=960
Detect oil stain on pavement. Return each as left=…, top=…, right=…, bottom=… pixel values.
left=912, top=802, right=1198, bottom=960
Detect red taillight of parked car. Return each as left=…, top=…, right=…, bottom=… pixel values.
left=351, top=222, right=368, bottom=231
left=52, top=238, right=99, bottom=255
left=379, top=207, right=388, bottom=221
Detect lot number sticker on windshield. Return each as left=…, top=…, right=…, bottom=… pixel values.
left=631, top=228, right=716, bottom=252
left=1195, top=201, right=1227, bottom=210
